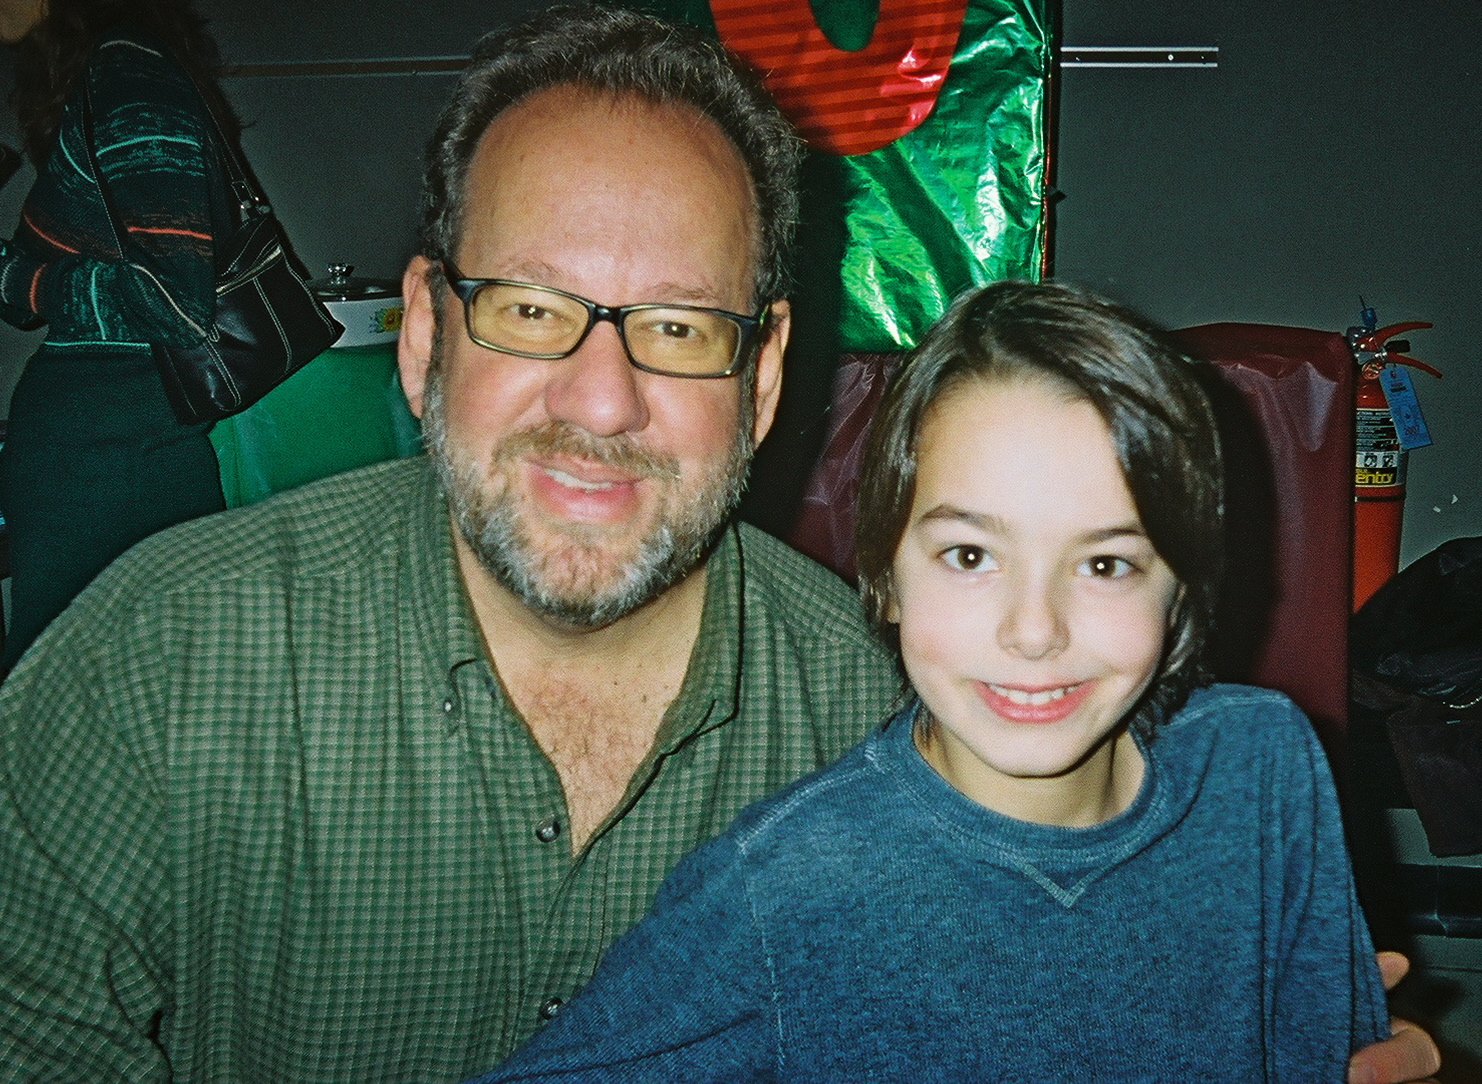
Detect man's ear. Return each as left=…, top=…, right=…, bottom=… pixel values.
left=398, top=256, right=437, bottom=420
left=749, top=299, right=790, bottom=446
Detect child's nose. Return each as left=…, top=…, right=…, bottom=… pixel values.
left=996, top=581, right=1069, bottom=660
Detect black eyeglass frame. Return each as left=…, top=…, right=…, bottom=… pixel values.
left=439, top=261, right=768, bottom=379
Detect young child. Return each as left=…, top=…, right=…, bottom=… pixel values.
left=466, top=281, right=1389, bottom=1081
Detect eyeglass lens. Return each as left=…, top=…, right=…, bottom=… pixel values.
left=466, top=281, right=743, bottom=376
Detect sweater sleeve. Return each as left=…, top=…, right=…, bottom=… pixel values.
left=1263, top=701, right=1391, bottom=1079
left=465, top=833, right=775, bottom=1084
left=0, top=32, right=223, bottom=344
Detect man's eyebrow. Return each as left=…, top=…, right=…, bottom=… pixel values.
left=461, top=258, right=561, bottom=283
left=655, top=284, right=732, bottom=305
left=463, top=261, right=727, bottom=305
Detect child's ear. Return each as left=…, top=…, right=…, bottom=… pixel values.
left=885, top=584, right=901, bottom=624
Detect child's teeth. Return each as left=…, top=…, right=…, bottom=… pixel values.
left=991, top=684, right=1071, bottom=706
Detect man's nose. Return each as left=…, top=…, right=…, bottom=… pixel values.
left=544, top=321, right=649, bottom=438
left=996, top=576, right=1070, bottom=660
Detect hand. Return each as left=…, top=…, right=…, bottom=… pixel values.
left=1347, top=952, right=1442, bottom=1084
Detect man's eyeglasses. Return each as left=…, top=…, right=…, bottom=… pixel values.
left=440, top=261, right=766, bottom=379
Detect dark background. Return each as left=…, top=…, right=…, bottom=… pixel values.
left=1, top=0, right=1478, bottom=567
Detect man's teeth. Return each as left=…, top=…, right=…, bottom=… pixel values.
left=989, top=684, right=1076, bottom=706
left=546, top=467, right=614, bottom=492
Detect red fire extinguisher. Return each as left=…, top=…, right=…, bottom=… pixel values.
left=1349, top=317, right=1439, bottom=611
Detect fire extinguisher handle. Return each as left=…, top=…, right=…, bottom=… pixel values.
left=1386, top=354, right=1443, bottom=379
left=1356, top=320, right=1434, bottom=352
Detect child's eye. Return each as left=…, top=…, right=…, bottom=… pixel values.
left=941, top=545, right=994, bottom=572
left=1080, top=554, right=1136, bottom=579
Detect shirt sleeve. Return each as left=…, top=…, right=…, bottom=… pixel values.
left=0, top=33, right=222, bottom=344
left=0, top=599, right=174, bottom=1079
left=1263, top=700, right=1391, bottom=1079
left=465, top=833, right=776, bottom=1084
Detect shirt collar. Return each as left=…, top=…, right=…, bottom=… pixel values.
left=651, top=522, right=745, bottom=752
left=403, top=457, right=486, bottom=678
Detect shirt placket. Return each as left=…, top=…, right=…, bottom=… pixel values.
left=444, top=657, right=596, bottom=1050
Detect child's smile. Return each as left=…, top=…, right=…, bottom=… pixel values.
left=973, top=678, right=1095, bottom=723
left=890, top=376, right=1181, bottom=828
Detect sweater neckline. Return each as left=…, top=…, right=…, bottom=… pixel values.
left=871, top=700, right=1181, bottom=879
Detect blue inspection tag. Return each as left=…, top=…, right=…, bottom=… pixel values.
left=1379, top=365, right=1432, bottom=450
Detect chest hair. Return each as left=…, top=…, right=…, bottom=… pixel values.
left=507, top=667, right=682, bottom=851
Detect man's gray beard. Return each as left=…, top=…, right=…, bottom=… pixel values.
left=422, top=361, right=754, bottom=631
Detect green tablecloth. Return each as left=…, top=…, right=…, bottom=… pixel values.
left=209, top=343, right=421, bottom=509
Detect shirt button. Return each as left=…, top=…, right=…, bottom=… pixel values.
left=539, top=996, right=563, bottom=1020
left=534, top=817, right=561, bottom=844
left=442, top=697, right=456, bottom=714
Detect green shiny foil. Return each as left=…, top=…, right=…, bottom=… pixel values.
left=639, top=0, right=1051, bottom=352
left=835, top=0, right=1050, bottom=350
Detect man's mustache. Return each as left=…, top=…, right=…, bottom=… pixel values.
left=493, top=421, right=682, bottom=482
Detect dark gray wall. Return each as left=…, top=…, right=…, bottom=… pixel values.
left=1053, top=0, right=1482, bottom=566
left=0, top=53, right=42, bottom=401
left=3, top=0, right=1478, bottom=566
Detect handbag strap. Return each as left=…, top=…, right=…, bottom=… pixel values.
left=173, top=67, right=269, bottom=219
left=79, top=79, right=128, bottom=257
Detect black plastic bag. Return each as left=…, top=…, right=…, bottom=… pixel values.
left=1352, top=537, right=1482, bottom=856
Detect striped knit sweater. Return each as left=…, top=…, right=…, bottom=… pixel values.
left=0, top=26, right=231, bottom=348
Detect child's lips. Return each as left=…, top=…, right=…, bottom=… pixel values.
left=974, top=680, right=1095, bottom=723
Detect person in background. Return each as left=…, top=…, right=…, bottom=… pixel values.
left=464, top=280, right=1389, bottom=1082
left=0, top=5, right=1441, bottom=1082
left=0, top=0, right=233, bottom=669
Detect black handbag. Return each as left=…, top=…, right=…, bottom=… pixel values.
left=83, top=77, right=342, bottom=425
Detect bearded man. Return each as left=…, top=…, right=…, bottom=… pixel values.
left=0, top=6, right=1440, bottom=1084
left=0, top=8, right=895, bottom=1081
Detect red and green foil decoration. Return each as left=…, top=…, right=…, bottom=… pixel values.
left=646, top=0, right=1052, bottom=351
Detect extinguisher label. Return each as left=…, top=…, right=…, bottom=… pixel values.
left=1355, top=407, right=1407, bottom=489
left=1356, top=463, right=1405, bottom=487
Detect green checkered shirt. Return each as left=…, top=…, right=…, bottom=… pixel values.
left=0, top=457, right=901, bottom=1083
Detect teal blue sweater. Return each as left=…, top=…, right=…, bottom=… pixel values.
left=471, top=685, right=1388, bottom=1082
left=0, top=26, right=230, bottom=346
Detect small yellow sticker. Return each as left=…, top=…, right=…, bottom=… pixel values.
left=1355, top=468, right=1398, bottom=487
left=374, top=306, right=405, bottom=334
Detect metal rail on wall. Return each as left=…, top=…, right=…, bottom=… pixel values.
left=222, top=45, right=1219, bottom=79
left=221, top=58, right=468, bottom=77
left=1059, top=46, right=1218, bottom=68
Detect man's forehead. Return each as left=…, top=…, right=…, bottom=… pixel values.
left=464, top=83, right=757, bottom=224
left=476, top=83, right=745, bottom=166
left=455, top=82, right=762, bottom=301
